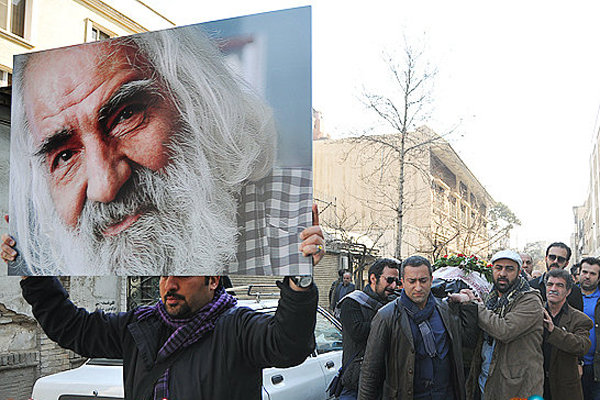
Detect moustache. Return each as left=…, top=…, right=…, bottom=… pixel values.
left=78, top=167, right=160, bottom=239
left=549, top=263, right=560, bottom=269
left=548, top=290, right=559, bottom=296
left=164, top=290, right=185, bottom=301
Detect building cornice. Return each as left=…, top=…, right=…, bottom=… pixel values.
left=78, top=0, right=173, bottom=33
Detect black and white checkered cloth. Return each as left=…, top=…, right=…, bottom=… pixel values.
left=231, top=167, right=313, bottom=276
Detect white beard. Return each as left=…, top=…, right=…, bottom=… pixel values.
left=47, top=129, right=240, bottom=275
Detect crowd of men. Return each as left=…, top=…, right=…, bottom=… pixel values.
left=330, top=242, right=600, bottom=400
left=5, top=221, right=600, bottom=399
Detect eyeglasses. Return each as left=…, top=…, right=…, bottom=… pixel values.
left=383, top=276, right=401, bottom=285
left=548, top=254, right=567, bottom=264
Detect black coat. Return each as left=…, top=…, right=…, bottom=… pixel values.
left=338, top=286, right=385, bottom=389
left=358, top=298, right=478, bottom=400
left=529, top=273, right=583, bottom=311
left=21, top=277, right=318, bottom=400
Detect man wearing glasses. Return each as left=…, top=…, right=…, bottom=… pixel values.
left=336, top=257, right=401, bottom=400
left=530, top=242, right=583, bottom=311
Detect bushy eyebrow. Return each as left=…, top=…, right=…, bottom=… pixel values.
left=98, top=78, right=162, bottom=127
left=32, top=79, right=162, bottom=164
left=34, top=128, right=73, bottom=162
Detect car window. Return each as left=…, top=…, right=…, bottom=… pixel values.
left=314, top=312, right=343, bottom=355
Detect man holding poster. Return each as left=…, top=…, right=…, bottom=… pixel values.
left=1, top=205, right=324, bottom=399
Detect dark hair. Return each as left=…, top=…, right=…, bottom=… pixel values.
left=401, top=255, right=433, bottom=278
left=545, top=268, right=573, bottom=291
left=206, top=276, right=224, bottom=290
left=368, top=258, right=401, bottom=281
left=581, top=257, right=600, bottom=269
left=570, top=263, right=581, bottom=275
left=546, top=242, right=572, bottom=262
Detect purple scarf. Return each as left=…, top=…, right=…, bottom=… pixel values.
left=135, top=287, right=237, bottom=400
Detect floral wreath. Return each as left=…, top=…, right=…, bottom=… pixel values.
left=433, top=254, right=493, bottom=284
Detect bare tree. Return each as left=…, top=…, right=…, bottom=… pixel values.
left=349, top=44, right=438, bottom=259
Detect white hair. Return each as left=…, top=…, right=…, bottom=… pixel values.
left=9, top=25, right=277, bottom=275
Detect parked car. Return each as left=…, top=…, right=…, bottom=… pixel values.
left=31, top=290, right=343, bottom=400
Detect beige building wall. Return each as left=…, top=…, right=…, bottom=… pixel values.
left=0, top=0, right=174, bottom=73
left=314, top=127, right=494, bottom=261
left=573, top=128, right=600, bottom=259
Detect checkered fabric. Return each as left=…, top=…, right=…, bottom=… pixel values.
left=230, top=167, right=313, bottom=276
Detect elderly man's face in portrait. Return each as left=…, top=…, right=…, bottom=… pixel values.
left=16, top=38, right=246, bottom=275
left=25, top=43, right=175, bottom=230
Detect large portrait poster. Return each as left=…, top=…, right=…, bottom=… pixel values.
left=8, top=6, right=312, bottom=276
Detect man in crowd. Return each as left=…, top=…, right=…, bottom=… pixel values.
left=572, top=263, right=582, bottom=284
left=542, top=268, right=592, bottom=400
left=0, top=209, right=325, bottom=400
left=579, top=257, right=600, bottom=400
left=520, top=252, right=534, bottom=279
left=358, top=255, right=477, bottom=400
left=330, top=271, right=355, bottom=311
left=337, top=258, right=400, bottom=399
left=530, top=242, right=583, bottom=311
left=466, top=249, right=544, bottom=400
left=9, top=24, right=310, bottom=275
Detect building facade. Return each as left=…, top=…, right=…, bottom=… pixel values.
left=313, top=126, right=496, bottom=262
left=572, top=129, right=600, bottom=260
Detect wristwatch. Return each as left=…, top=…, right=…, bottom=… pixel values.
left=289, top=275, right=313, bottom=288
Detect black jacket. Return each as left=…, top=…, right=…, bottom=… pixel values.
left=21, top=277, right=318, bottom=400
left=338, top=285, right=385, bottom=390
left=358, top=298, right=478, bottom=400
left=530, top=273, right=583, bottom=311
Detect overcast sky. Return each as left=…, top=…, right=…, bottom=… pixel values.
left=149, top=0, right=600, bottom=249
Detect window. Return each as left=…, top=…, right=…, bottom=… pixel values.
left=85, top=19, right=115, bottom=43
left=314, top=312, right=342, bottom=355
left=0, top=69, right=12, bottom=87
left=0, top=0, right=26, bottom=37
left=91, top=26, right=110, bottom=41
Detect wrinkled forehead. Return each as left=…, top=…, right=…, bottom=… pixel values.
left=23, top=39, right=143, bottom=87
left=21, top=40, right=149, bottom=139
left=546, top=276, right=567, bottom=286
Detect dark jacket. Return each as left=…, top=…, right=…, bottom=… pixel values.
left=545, top=303, right=592, bottom=400
left=530, top=273, right=583, bottom=311
left=338, top=285, right=385, bottom=390
left=333, top=282, right=356, bottom=309
left=21, top=277, right=318, bottom=400
left=358, top=297, right=478, bottom=400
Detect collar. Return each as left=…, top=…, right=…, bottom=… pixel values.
left=545, top=299, right=569, bottom=318
left=582, top=287, right=600, bottom=298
